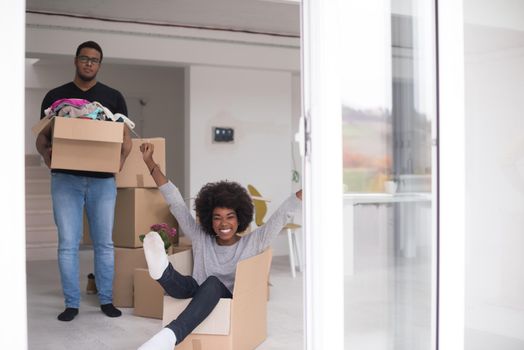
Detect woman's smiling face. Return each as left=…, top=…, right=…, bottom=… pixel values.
left=212, top=207, right=239, bottom=245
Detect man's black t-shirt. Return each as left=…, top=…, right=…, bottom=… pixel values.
left=40, top=82, right=128, bottom=178
left=40, top=82, right=127, bottom=118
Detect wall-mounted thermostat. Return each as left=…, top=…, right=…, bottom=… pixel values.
left=213, top=127, right=234, bottom=143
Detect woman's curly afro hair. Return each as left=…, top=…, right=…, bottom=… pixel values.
left=194, top=181, right=254, bottom=237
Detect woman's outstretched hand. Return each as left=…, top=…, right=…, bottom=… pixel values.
left=296, top=189, right=302, bottom=200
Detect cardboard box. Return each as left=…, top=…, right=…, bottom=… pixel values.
left=113, top=188, right=177, bottom=248
left=113, top=247, right=147, bottom=308
left=165, top=297, right=232, bottom=335
left=33, top=117, right=124, bottom=173
left=116, top=138, right=166, bottom=188
left=31, top=115, right=53, bottom=136
left=82, top=189, right=171, bottom=247
left=167, top=246, right=194, bottom=275
left=162, top=249, right=272, bottom=350
left=133, top=246, right=193, bottom=319
left=133, top=268, right=164, bottom=319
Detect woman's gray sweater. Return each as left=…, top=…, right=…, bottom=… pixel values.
left=159, top=181, right=301, bottom=293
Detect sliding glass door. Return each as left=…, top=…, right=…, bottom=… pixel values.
left=302, top=0, right=442, bottom=349
left=342, top=2, right=436, bottom=349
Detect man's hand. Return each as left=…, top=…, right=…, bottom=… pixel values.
left=119, top=125, right=132, bottom=172
left=119, top=157, right=126, bottom=172
left=42, top=147, right=52, bottom=169
left=36, top=126, right=53, bottom=169
left=296, top=189, right=302, bottom=200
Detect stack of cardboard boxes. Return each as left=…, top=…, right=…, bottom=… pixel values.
left=86, top=136, right=193, bottom=319
left=111, top=138, right=178, bottom=310
left=81, top=137, right=184, bottom=313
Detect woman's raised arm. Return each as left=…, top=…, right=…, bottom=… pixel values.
left=140, top=142, right=168, bottom=187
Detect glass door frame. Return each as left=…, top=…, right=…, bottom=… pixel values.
left=301, top=0, right=466, bottom=349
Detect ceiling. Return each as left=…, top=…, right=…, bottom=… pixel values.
left=28, top=0, right=524, bottom=57
left=26, top=0, right=301, bottom=37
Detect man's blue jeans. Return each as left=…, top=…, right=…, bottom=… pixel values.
left=51, top=172, right=117, bottom=308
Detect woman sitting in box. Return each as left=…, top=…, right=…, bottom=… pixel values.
left=137, top=142, right=302, bottom=350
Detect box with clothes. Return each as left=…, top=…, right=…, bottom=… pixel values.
left=32, top=116, right=124, bottom=173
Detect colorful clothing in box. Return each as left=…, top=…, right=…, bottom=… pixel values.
left=45, top=98, right=135, bottom=129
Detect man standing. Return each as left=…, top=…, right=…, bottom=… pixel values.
left=36, top=41, right=132, bottom=321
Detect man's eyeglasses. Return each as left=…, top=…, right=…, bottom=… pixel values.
left=77, top=55, right=101, bottom=65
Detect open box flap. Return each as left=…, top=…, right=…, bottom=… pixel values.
left=31, top=116, right=54, bottom=136
left=233, top=248, right=272, bottom=299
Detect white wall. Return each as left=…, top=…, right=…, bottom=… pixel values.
left=464, top=0, right=524, bottom=32
left=187, top=65, right=296, bottom=255
left=25, top=60, right=186, bottom=194
left=464, top=24, right=524, bottom=340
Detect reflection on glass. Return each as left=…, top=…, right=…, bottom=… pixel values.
left=342, top=1, right=436, bottom=349
left=342, top=106, right=392, bottom=193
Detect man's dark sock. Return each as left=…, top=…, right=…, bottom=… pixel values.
left=57, top=307, right=79, bottom=321
left=101, top=303, right=122, bottom=318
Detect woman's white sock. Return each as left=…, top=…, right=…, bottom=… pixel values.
left=143, top=231, right=169, bottom=280
left=137, top=328, right=177, bottom=350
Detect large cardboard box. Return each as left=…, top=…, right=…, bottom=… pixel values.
left=81, top=188, right=171, bottom=247
left=116, top=138, right=166, bottom=188
left=162, top=249, right=272, bottom=350
left=133, top=246, right=193, bottom=319
left=113, top=247, right=147, bottom=308
left=33, top=116, right=123, bottom=173
left=133, top=268, right=164, bottom=319
left=165, top=297, right=232, bottom=335
left=113, top=188, right=177, bottom=248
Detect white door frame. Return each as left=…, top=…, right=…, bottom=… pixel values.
left=301, top=0, right=344, bottom=349
left=5, top=0, right=466, bottom=348
left=0, top=1, right=28, bottom=349
left=436, top=0, right=466, bottom=348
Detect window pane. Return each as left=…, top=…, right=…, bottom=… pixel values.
left=341, top=1, right=437, bottom=349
